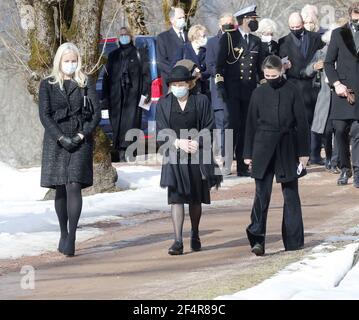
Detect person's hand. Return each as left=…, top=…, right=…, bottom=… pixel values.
left=216, top=81, right=227, bottom=101
left=244, top=159, right=252, bottom=170
left=313, top=60, right=324, bottom=71
left=334, top=82, right=348, bottom=97
left=188, top=140, right=199, bottom=154
left=72, top=133, right=85, bottom=147
left=144, top=95, right=151, bottom=104
left=299, top=157, right=310, bottom=169
left=58, top=136, right=77, bottom=152
left=177, top=139, right=191, bottom=153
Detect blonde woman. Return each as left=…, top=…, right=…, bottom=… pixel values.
left=257, top=18, right=279, bottom=57
left=172, top=24, right=210, bottom=96
left=39, top=42, right=101, bottom=257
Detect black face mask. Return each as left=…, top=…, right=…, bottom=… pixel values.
left=291, top=28, right=304, bottom=38
left=248, top=20, right=259, bottom=32
left=267, top=76, right=283, bottom=89
left=222, top=24, right=235, bottom=32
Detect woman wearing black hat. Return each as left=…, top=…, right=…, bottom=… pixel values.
left=156, top=65, right=222, bottom=255
left=243, top=55, right=310, bottom=256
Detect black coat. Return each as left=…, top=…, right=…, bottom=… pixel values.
left=206, top=31, right=227, bottom=110
left=102, top=43, right=151, bottom=150
left=261, top=40, right=279, bottom=57
left=243, top=80, right=310, bottom=183
left=39, top=77, right=101, bottom=189
left=172, top=42, right=210, bottom=96
left=324, top=23, right=359, bottom=120
left=279, top=31, right=325, bottom=115
left=156, top=28, right=188, bottom=93
left=156, top=93, right=222, bottom=195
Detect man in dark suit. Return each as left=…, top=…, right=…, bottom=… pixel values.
left=279, top=12, right=325, bottom=165
left=156, top=7, right=188, bottom=94
left=325, top=2, right=359, bottom=187
left=206, top=13, right=234, bottom=175
left=216, top=5, right=265, bottom=177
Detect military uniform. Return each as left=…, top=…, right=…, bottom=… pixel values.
left=215, top=5, right=265, bottom=175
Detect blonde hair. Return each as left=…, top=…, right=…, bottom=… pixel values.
left=257, top=18, right=278, bottom=36
left=188, top=24, right=207, bottom=42
left=47, top=42, right=87, bottom=90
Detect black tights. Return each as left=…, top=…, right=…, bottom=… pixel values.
left=55, top=182, right=83, bottom=255
left=171, top=203, right=202, bottom=242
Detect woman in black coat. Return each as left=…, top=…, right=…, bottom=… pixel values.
left=156, top=66, right=222, bottom=255
left=243, top=55, right=310, bottom=256
left=102, top=27, right=151, bottom=162
left=39, top=42, right=101, bottom=257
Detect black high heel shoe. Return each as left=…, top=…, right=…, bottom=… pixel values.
left=190, top=231, right=201, bottom=252
left=168, top=241, right=184, bottom=255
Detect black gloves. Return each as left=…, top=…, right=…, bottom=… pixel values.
left=72, top=133, right=84, bottom=147
left=58, top=136, right=77, bottom=152
left=216, top=81, right=228, bottom=101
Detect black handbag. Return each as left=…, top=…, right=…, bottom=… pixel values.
left=297, top=162, right=307, bottom=178
left=82, top=86, right=94, bottom=120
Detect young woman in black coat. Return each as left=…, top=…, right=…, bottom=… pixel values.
left=243, top=55, right=310, bottom=256
left=156, top=66, right=222, bottom=255
left=39, top=42, right=101, bottom=257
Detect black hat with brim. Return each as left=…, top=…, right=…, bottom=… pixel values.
left=166, top=65, right=196, bottom=85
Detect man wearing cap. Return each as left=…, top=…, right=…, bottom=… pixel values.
left=216, top=5, right=265, bottom=177
left=206, top=13, right=235, bottom=175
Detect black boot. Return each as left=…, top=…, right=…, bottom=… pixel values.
left=168, top=241, right=183, bottom=255
left=63, top=236, right=76, bottom=257
left=337, top=168, right=352, bottom=186
left=353, top=167, right=359, bottom=188
left=190, top=231, right=201, bottom=252
left=251, top=243, right=264, bottom=256
left=57, top=234, right=68, bottom=254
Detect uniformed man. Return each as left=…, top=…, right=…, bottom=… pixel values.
left=216, top=5, right=265, bottom=177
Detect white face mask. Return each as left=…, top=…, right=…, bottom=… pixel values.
left=175, top=18, right=186, bottom=30
left=197, top=37, right=208, bottom=47
left=62, top=62, right=77, bottom=75
left=261, top=35, right=272, bottom=43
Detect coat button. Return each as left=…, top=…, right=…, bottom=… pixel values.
left=250, top=63, right=253, bottom=66
left=241, top=63, right=244, bottom=66
left=249, top=77, right=252, bottom=80
left=251, top=57, right=253, bottom=59
left=240, top=76, right=244, bottom=80
left=241, top=70, right=244, bottom=73
left=249, top=70, right=253, bottom=73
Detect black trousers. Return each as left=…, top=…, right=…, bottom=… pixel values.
left=324, top=120, right=339, bottom=166
left=214, top=109, right=230, bottom=158
left=333, top=120, right=359, bottom=169
left=236, top=99, right=250, bottom=172
left=246, top=162, right=304, bottom=252
left=225, top=81, right=242, bottom=172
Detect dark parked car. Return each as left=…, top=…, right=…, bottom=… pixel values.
left=96, top=36, right=163, bottom=158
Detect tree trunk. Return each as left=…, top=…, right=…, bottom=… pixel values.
left=15, top=0, right=118, bottom=199
left=162, top=0, right=200, bottom=28
left=120, top=0, right=149, bottom=35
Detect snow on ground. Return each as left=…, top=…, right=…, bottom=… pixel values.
left=0, top=163, right=168, bottom=259
left=0, top=162, right=250, bottom=259
left=216, top=239, right=359, bottom=300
